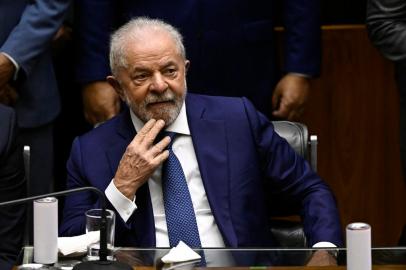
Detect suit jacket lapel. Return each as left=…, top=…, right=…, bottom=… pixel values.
left=106, top=108, right=156, bottom=247
left=106, top=109, right=134, bottom=174
left=186, top=95, right=237, bottom=247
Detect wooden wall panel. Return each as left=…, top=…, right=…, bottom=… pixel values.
left=296, top=26, right=406, bottom=246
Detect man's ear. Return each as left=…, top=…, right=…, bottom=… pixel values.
left=106, top=76, right=124, bottom=98
left=185, top=60, right=190, bottom=73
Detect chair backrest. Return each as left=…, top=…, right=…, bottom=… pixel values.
left=272, top=121, right=317, bottom=172
left=22, top=146, right=31, bottom=246
left=23, top=146, right=30, bottom=190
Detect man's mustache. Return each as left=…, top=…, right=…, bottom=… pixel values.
left=144, top=91, right=176, bottom=104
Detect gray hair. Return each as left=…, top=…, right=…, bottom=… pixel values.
left=109, top=17, right=186, bottom=77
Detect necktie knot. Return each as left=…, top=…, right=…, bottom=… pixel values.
left=156, top=131, right=176, bottom=149
left=164, top=131, right=176, bottom=149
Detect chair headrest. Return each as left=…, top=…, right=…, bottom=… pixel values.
left=272, top=121, right=308, bottom=158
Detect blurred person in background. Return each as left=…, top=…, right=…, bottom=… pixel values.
left=0, top=0, right=71, bottom=196
left=0, top=104, right=26, bottom=270
left=74, top=0, right=321, bottom=126
left=366, top=0, right=406, bottom=245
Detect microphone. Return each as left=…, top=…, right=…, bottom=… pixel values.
left=0, top=186, right=132, bottom=270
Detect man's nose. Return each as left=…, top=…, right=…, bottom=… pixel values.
left=149, top=73, right=168, bottom=93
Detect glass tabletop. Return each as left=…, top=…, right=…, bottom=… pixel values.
left=18, top=246, right=406, bottom=268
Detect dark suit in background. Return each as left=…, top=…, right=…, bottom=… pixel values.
left=60, top=94, right=342, bottom=248
left=0, top=0, right=70, bottom=195
left=0, top=104, right=26, bottom=270
left=75, top=0, right=320, bottom=118
left=366, top=0, right=406, bottom=245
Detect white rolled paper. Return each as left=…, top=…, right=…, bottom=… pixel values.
left=346, top=222, right=371, bottom=270
left=34, top=197, right=58, bottom=264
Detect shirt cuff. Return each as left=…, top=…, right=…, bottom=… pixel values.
left=1, top=52, right=19, bottom=80
left=312, top=242, right=337, bottom=248
left=105, top=179, right=137, bottom=222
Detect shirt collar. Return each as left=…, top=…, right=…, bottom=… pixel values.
left=129, top=101, right=190, bottom=135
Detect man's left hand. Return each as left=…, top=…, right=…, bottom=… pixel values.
left=306, top=250, right=337, bottom=266
left=0, top=53, right=15, bottom=88
left=271, top=73, right=310, bottom=120
left=0, top=84, right=18, bottom=105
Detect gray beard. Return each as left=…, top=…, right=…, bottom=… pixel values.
left=125, top=87, right=186, bottom=127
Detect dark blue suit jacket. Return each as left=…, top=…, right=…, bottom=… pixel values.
left=60, top=94, right=342, bottom=248
left=0, top=0, right=70, bottom=128
left=75, top=0, right=320, bottom=115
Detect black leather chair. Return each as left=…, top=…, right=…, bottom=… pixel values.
left=272, top=121, right=317, bottom=172
left=22, top=146, right=31, bottom=246
left=269, top=121, right=317, bottom=249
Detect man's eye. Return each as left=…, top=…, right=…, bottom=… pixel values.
left=165, top=68, right=177, bottom=76
left=134, top=74, right=148, bottom=81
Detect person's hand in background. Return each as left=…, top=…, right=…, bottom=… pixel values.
left=82, top=81, right=121, bottom=126
left=0, top=84, right=18, bottom=105
left=272, top=73, right=310, bottom=120
left=0, top=53, right=15, bottom=89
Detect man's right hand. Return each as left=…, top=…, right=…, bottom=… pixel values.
left=82, top=81, right=121, bottom=125
left=114, top=119, right=171, bottom=200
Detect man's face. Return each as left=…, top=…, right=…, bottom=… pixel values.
left=111, top=31, right=189, bottom=126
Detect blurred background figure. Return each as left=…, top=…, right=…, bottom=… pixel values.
left=0, top=0, right=71, bottom=195
left=0, top=104, right=26, bottom=270
left=51, top=7, right=90, bottom=195
left=74, top=0, right=321, bottom=125
left=366, top=0, right=406, bottom=245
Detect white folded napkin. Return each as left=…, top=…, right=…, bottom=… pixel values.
left=161, top=241, right=201, bottom=263
left=58, top=231, right=100, bottom=256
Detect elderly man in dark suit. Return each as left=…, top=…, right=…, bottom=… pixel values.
left=61, top=17, right=341, bottom=266
left=0, top=104, right=26, bottom=270
left=0, top=0, right=70, bottom=196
